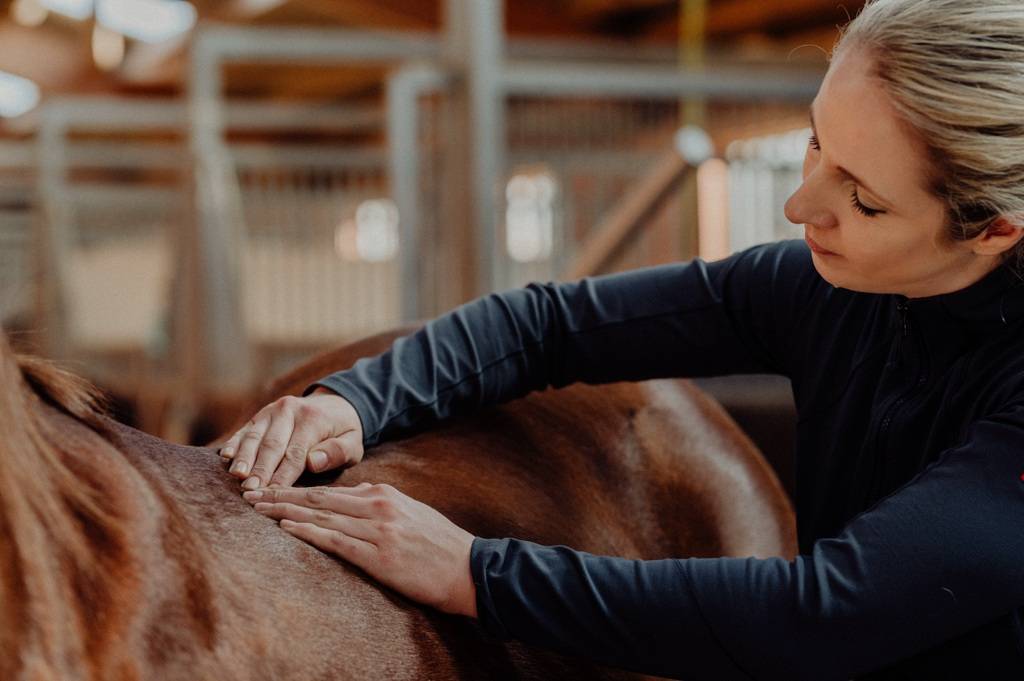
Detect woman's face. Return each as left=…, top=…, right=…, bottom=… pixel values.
left=783, top=48, right=993, bottom=298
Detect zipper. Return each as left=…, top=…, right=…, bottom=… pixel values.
left=867, top=300, right=928, bottom=502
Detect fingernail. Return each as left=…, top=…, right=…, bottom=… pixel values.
left=242, top=490, right=263, bottom=502
left=253, top=502, right=270, bottom=512
left=309, top=450, right=327, bottom=471
left=241, top=476, right=261, bottom=491
left=280, top=519, right=296, bottom=529
left=221, top=446, right=235, bottom=458
left=230, top=461, right=249, bottom=476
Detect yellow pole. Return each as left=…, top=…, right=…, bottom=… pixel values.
left=680, top=0, right=707, bottom=128
left=678, top=0, right=707, bottom=259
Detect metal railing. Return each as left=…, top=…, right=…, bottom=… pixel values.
left=4, top=7, right=824, bottom=437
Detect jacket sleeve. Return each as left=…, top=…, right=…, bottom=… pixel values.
left=309, top=240, right=819, bottom=447
left=469, top=403, right=1024, bottom=680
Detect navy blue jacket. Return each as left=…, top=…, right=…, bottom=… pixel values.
left=311, top=240, right=1024, bottom=680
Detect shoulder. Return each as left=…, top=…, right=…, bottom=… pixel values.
left=721, top=239, right=821, bottom=291
left=967, top=355, right=1024, bottom=423
left=718, top=239, right=855, bottom=312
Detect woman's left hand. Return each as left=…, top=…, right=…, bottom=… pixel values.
left=242, top=483, right=478, bottom=618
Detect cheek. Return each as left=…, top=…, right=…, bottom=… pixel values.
left=844, top=228, right=935, bottom=283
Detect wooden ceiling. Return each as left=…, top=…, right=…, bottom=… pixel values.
left=0, top=0, right=865, bottom=100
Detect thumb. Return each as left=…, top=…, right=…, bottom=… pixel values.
left=307, top=429, right=363, bottom=473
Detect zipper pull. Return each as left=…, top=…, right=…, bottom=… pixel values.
left=892, top=299, right=910, bottom=367
left=897, top=300, right=910, bottom=337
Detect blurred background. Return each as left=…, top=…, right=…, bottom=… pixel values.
left=0, top=0, right=863, bottom=486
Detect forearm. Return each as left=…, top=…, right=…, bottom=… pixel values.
left=309, top=286, right=564, bottom=447
left=310, top=243, right=815, bottom=447
left=470, top=538, right=751, bottom=680
left=468, top=408, right=1024, bottom=680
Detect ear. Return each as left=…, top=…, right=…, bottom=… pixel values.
left=970, top=215, right=1024, bottom=257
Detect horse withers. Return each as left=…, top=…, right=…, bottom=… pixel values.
left=0, top=328, right=795, bottom=680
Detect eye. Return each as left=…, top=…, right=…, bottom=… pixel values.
left=808, top=134, right=821, bottom=151
left=849, top=188, right=882, bottom=218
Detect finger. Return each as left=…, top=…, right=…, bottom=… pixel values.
left=306, top=429, right=362, bottom=474
left=229, top=419, right=268, bottom=480
left=243, top=486, right=376, bottom=518
left=280, top=520, right=377, bottom=568
left=268, top=416, right=324, bottom=488
left=220, top=430, right=243, bottom=459
left=253, top=502, right=379, bottom=542
left=245, top=410, right=296, bottom=490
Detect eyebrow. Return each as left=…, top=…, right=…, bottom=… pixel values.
left=809, top=104, right=895, bottom=211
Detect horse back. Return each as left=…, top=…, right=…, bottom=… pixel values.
left=229, top=327, right=796, bottom=561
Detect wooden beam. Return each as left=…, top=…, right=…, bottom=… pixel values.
left=0, top=21, right=105, bottom=94
left=222, top=0, right=287, bottom=18
left=563, top=147, right=689, bottom=279
left=707, top=0, right=866, bottom=38
left=506, top=0, right=585, bottom=37
left=255, top=0, right=438, bottom=29
left=562, top=0, right=673, bottom=21
left=221, top=63, right=385, bottom=100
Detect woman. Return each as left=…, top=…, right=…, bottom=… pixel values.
left=221, top=1, right=1024, bottom=677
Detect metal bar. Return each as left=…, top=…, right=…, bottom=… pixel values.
left=44, top=97, right=185, bottom=129
left=188, top=33, right=251, bottom=394
left=506, top=36, right=681, bottom=63
left=225, top=102, right=383, bottom=132
left=65, top=185, right=181, bottom=207
left=387, top=63, right=451, bottom=322
left=503, top=61, right=823, bottom=100
left=447, top=0, right=506, bottom=295
left=231, top=145, right=386, bottom=169
left=508, top=150, right=661, bottom=170
left=37, top=97, right=381, bottom=133
left=66, top=143, right=186, bottom=169
left=35, top=108, right=73, bottom=359
left=193, top=25, right=440, bottom=63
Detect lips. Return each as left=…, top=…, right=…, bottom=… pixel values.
left=805, top=235, right=838, bottom=256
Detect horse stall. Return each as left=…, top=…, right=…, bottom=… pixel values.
left=173, top=21, right=817, bottom=452
left=0, top=139, right=34, bottom=339
left=26, top=97, right=196, bottom=437
left=0, top=0, right=859, bottom=676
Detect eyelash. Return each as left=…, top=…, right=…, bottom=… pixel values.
left=848, top=188, right=881, bottom=218
left=807, top=134, right=882, bottom=218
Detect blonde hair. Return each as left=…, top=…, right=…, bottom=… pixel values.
left=835, top=0, right=1024, bottom=271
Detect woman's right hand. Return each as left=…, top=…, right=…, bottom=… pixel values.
left=220, top=387, right=365, bottom=491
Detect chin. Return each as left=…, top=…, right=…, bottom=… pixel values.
left=810, top=256, right=874, bottom=293
left=814, top=265, right=895, bottom=294
left=809, top=254, right=842, bottom=287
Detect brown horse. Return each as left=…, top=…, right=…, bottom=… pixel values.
left=0, top=328, right=796, bottom=680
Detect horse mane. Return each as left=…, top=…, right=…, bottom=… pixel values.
left=0, top=334, right=135, bottom=680
left=15, top=354, right=108, bottom=428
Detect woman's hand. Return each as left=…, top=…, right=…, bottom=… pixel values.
left=242, top=483, right=478, bottom=618
left=221, top=388, right=364, bottom=490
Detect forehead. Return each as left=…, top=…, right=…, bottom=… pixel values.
left=814, top=50, right=936, bottom=206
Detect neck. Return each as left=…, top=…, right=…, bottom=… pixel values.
left=903, top=253, right=1004, bottom=299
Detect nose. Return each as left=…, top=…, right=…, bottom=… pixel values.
left=784, top=181, right=839, bottom=230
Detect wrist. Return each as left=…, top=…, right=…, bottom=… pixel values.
left=446, top=533, right=479, bottom=619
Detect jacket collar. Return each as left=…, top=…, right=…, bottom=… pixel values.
left=892, top=264, right=1024, bottom=363
left=900, top=262, right=1024, bottom=328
